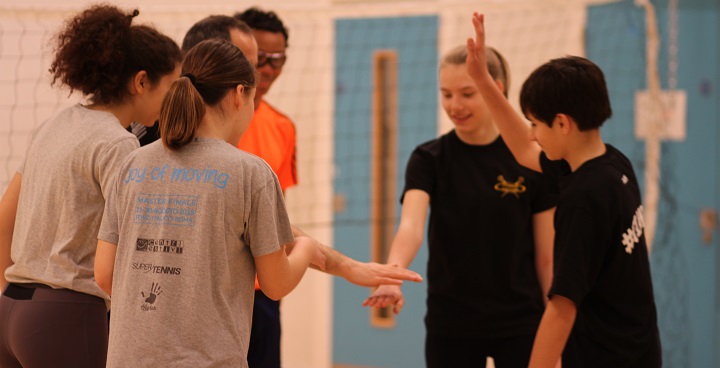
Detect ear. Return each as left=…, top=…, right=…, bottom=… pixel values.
left=555, top=114, right=574, bottom=134
left=131, top=70, right=149, bottom=95
left=234, top=85, right=246, bottom=108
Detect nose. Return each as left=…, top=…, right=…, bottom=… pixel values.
left=529, top=127, right=537, bottom=142
left=447, top=95, right=463, bottom=113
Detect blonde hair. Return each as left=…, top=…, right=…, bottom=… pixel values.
left=441, top=45, right=510, bottom=97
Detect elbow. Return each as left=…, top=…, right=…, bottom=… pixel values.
left=260, top=286, right=289, bottom=301
left=95, top=272, right=112, bottom=296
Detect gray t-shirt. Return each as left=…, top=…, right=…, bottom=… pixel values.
left=98, top=137, right=293, bottom=367
left=5, top=104, right=139, bottom=301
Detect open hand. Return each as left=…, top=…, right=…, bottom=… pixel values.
left=466, top=12, right=490, bottom=82
left=343, top=261, right=422, bottom=287
left=362, top=284, right=405, bottom=314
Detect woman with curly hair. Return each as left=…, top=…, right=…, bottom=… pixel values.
left=0, top=5, right=181, bottom=367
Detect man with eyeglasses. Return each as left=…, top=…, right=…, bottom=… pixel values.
left=233, top=8, right=295, bottom=196
left=230, top=8, right=306, bottom=368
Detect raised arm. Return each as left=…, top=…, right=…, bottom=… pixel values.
left=0, top=173, right=21, bottom=290
left=467, top=13, right=543, bottom=172
left=290, top=224, right=423, bottom=287
left=95, top=240, right=118, bottom=296
left=362, top=189, right=429, bottom=314
left=532, top=208, right=555, bottom=304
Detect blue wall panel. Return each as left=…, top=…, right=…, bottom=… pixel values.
left=333, top=15, right=438, bottom=368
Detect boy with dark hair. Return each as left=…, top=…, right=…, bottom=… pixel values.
left=466, top=13, right=661, bottom=368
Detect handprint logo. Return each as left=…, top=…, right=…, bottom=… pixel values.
left=141, top=282, right=162, bottom=304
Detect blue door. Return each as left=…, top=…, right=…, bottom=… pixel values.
left=333, top=15, right=438, bottom=368
left=587, top=1, right=719, bottom=367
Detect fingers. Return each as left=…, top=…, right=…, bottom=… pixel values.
left=377, top=278, right=403, bottom=286
left=393, top=299, right=405, bottom=314
left=378, top=266, right=423, bottom=282
left=362, top=295, right=392, bottom=308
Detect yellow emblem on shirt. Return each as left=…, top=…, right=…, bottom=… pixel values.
left=494, top=175, right=526, bottom=198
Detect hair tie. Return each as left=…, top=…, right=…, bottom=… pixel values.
left=183, top=73, right=197, bottom=86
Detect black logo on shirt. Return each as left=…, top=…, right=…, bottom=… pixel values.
left=136, top=238, right=184, bottom=254
left=141, top=282, right=162, bottom=311
left=494, top=175, right=526, bottom=198
left=132, top=262, right=181, bottom=276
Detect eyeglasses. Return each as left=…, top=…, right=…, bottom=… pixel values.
left=257, top=50, right=287, bottom=69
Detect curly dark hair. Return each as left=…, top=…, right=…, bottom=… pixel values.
left=49, top=4, right=181, bottom=105
left=234, top=7, right=289, bottom=46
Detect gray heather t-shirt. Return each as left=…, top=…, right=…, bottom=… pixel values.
left=5, top=104, right=139, bottom=301
left=98, top=137, right=293, bottom=367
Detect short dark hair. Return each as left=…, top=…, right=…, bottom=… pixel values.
left=234, top=7, right=289, bottom=46
left=519, top=56, right=612, bottom=131
left=181, top=15, right=253, bottom=54
left=50, top=5, right=181, bottom=105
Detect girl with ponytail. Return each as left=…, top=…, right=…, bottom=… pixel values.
left=0, top=5, right=180, bottom=367
left=94, top=39, right=323, bottom=367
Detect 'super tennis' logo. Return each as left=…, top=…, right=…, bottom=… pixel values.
left=136, top=238, right=184, bottom=254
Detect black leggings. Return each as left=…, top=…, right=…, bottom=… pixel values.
left=0, top=283, right=108, bottom=368
left=425, top=333, right=537, bottom=368
left=248, top=290, right=281, bottom=368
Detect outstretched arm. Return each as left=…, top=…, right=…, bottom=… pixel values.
left=362, top=189, right=429, bottom=314
left=533, top=208, right=555, bottom=304
left=467, top=13, right=543, bottom=172
left=256, top=236, right=324, bottom=300
left=290, top=224, right=423, bottom=287
left=0, top=173, right=21, bottom=290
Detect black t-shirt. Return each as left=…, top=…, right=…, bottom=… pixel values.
left=541, top=145, right=661, bottom=367
left=128, top=121, right=161, bottom=147
left=404, top=130, right=556, bottom=338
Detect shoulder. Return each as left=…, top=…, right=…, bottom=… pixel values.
left=258, top=100, right=295, bottom=125
left=223, top=143, right=277, bottom=177
left=414, top=132, right=453, bottom=156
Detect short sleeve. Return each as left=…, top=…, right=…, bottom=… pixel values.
left=98, top=170, right=121, bottom=245
left=96, top=137, right=140, bottom=200
left=246, top=176, right=294, bottom=257
left=401, top=148, right=435, bottom=204
left=549, top=206, right=610, bottom=305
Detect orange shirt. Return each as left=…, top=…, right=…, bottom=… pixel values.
left=239, top=100, right=298, bottom=290
left=237, top=100, right=298, bottom=191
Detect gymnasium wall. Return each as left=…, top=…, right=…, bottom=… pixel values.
left=0, top=1, right=718, bottom=367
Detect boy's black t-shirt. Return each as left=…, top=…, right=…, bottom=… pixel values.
left=404, top=130, right=556, bottom=338
left=540, top=144, right=661, bottom=367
